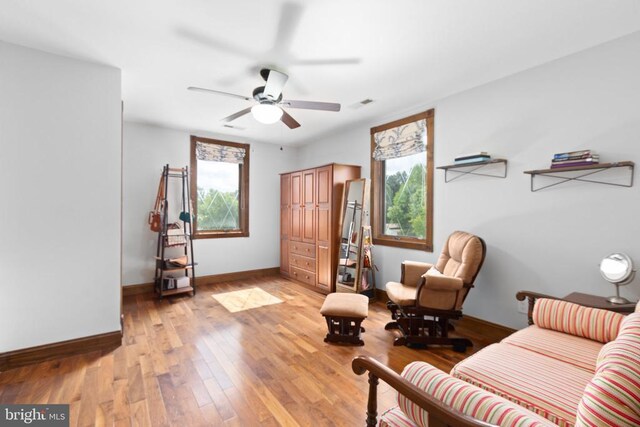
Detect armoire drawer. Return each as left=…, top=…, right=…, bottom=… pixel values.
left=290, top=267, right=316, bottom=286
left=290, top=253, right=316, bottom=273
left=290, top=241, right=316, bottom=258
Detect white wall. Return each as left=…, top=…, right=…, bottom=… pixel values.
left=122, top=122, right=298, bottom=286
left=298, top=32, right=640, bottom=329
left=0, top=41, right=122, bottom=352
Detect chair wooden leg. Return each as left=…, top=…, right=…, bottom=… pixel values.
left=385, top=321, right=399, bottom=330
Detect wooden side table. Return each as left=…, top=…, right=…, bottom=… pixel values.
left=562, top=292, right=636, bottom=313
left=516, top=290, right=637, bottom=325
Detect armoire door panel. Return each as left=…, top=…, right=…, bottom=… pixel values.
left=303, top=169, right=315, bottom=205
left=316, top=244, right=331, bottom=290
left=316, top=166, right=331, bottom=205
left=290, top=207, right=302, bottom=241
left=316, top=207, right=331, bottom=244
left=302, top=208, right=315, bottom=243
left=281, top=206, right=290, bottom=239
left=281, top=174, right=291, bottom=206
left=280, top=239, right=289, bottom=275
left=291, top=172, right=301, bottom=206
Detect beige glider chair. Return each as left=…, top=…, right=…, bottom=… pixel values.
left=385, top=231, right=486, bottom=351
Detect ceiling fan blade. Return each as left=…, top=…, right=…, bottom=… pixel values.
left=221, top=107, right=253, bottom=123
left=188, top=86, right=251, bottom=101
left=176, top=27, right=257, bottom=59
left=280, top=110, right=301, bottom=129
left=273, top=2, right=304, bottom=53
left=292, top=58, right=361, bottom=66
left=263, top=69, right=289, bottom=101
left=281, top=100, right=341, bottom=112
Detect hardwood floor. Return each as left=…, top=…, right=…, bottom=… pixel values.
left=0, top=275, right=508, bottom=426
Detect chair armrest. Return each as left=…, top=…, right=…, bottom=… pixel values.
left=352, top=356, right=493, bottom=427
left=401, top=261, right=433, bottom=287
left=423, top=274, right=464, bottom=291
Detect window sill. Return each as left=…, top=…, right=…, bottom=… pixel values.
left=193, top=230, right=249, bottom=239
left=372, top=236, right=432, bottom=252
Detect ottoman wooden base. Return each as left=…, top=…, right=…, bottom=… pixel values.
left=320, top=293, right=369, bottom=346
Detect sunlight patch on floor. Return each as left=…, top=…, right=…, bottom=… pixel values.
left=212, top=287, right=283, bottom=312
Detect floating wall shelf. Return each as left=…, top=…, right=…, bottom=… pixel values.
left=437, top=159, right=508, bottom=183
left=523, top=161, right=634, bottom=192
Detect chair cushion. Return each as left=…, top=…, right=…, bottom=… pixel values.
left=380, top=407, right=418, bottom=427
left=533, top=298, right=624, bottom=343
left=386, top=281, right=416, bottom=306
left=319, top=293, right=368, bottom=318
left=575, top=313, right=640, bottom=427
left=399, top=362, right=553, bottom=427
left=451, top=343, right=594, bottom=426
left=502, top=325, right=603, bottom=372
left=435, top=231, right=484, bottom=285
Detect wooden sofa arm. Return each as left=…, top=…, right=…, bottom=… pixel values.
left=351, top=356, right=493, bottom=427
left=516, top=290, right=561, bottom=325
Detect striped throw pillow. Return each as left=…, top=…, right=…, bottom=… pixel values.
left=398, top=362, right=553, bottom=427
left=575, top=313, right=640, bottom=426
left=532, top=298, right=624, bottom=343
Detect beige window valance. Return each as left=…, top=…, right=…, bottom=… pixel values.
left=372, top=118, right=427, bottom=161
left=195, top=141, right=246, bottom=164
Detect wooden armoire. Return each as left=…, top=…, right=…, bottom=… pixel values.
left=280, top=164, right=361, bottom=294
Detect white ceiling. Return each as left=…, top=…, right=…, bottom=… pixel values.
left=1, top=0, right=639, bottom=146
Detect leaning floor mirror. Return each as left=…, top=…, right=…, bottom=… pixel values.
left=336, top=178, right=373, bottom=295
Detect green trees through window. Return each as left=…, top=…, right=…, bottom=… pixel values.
left=384, top=157, right=426, bottom=239
left=196, top=187, right=239, bottom=230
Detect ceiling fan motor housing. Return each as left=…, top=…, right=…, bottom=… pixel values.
left=253, top=86, right=282, bottom=103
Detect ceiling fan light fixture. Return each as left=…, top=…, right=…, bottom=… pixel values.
left=251, top=103, right=283, bottom=124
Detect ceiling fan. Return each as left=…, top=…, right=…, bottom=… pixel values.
left=188, top=68, right=340, bottom=129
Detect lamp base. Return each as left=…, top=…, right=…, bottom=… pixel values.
left=607, top=295, right=631, bottom=305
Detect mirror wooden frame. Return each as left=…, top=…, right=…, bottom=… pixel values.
left=336, top=178, right=371, bottom=293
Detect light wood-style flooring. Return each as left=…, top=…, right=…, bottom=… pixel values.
left=0, top=275, right=509, bottom=426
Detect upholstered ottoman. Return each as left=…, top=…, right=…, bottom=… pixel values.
left=320, top=293, right=369, bottom=346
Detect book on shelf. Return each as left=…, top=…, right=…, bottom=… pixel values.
left=454, top=156, right=492, bottom=165
left=454, top=152, right=489, bottom=161
left=552, top=153, right=597, bottom=162
left=553, top=149, right=594, bottom=160
left=550, top=160, right=600, bottom=169
left=551, top=156, right=599, bottom=165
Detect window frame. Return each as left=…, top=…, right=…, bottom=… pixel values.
left=370, top=109, right=434, bottom=251
left=190, top=135, right=250, bottom=239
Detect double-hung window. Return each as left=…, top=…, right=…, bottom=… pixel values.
left=190, top=136, right=250, bottom=238
left=370, top=110, right=434, bottom=251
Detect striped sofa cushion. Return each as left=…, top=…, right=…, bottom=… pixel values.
left=451, top=343, right=594, bottom=426
left=502, top=325, right=602, bottom=372
left=398, top=362, right=553, bottom=426
left=380, top=407, right=418, bottom=427
left=532, top=298, right=624, bottom=343
left=575, top=312, right=640, bottom=427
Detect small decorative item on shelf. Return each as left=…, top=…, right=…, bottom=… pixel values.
left=550, top=149, right=599, bottom=169
left=454, top=151, right=491, bottom=165
left=437, top=154, right=507, bottom=183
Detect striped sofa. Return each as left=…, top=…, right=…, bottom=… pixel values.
left=355, top=298, right=640, bottom=427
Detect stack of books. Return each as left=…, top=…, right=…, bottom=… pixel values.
left=550, top=150, right=599, bottom=169
left=454, top=152, right=491, bottom=165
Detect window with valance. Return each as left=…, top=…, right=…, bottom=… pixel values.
left=370, top=110, right=434, bottom=251
left=190, top=136, right=250, bottom=238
